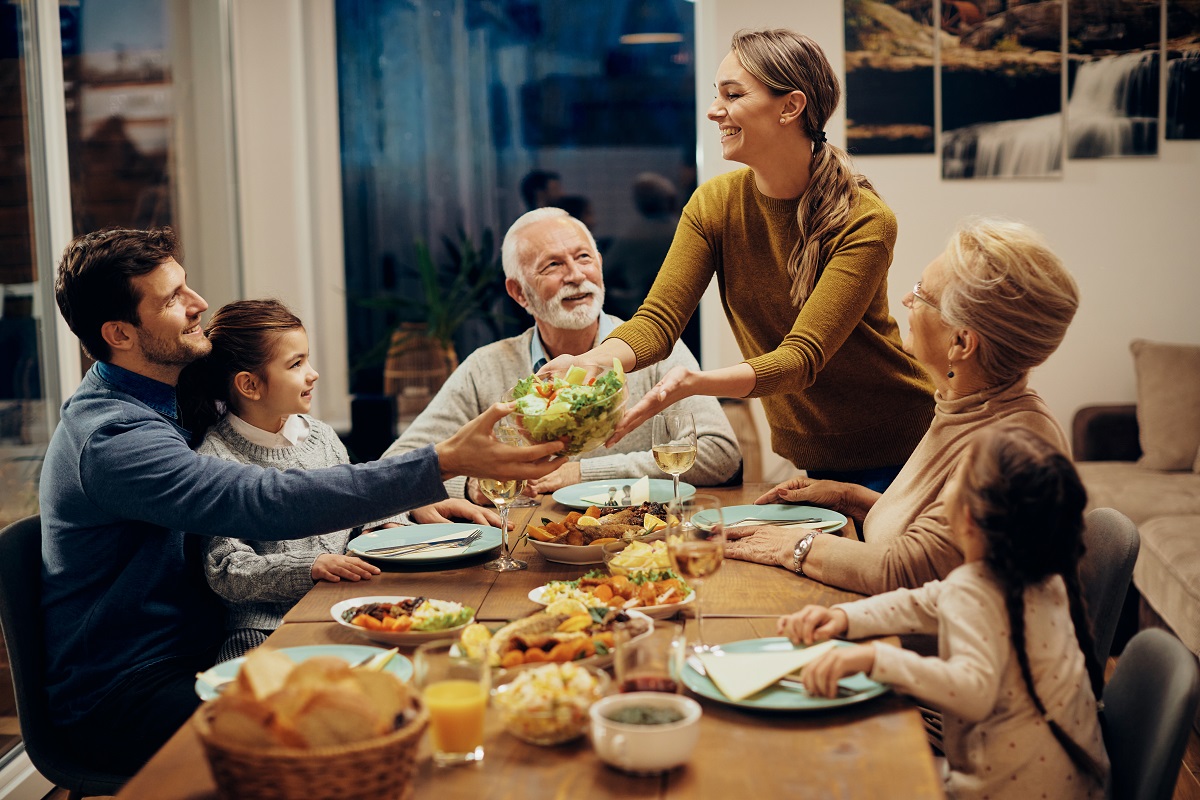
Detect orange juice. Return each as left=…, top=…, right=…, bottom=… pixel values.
left=424, top=679, right=488, bottom=754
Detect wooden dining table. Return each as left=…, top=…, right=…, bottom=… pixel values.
left=116, top=483, right=944, bottom=799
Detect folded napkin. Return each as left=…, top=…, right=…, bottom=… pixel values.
left=697, top=641, right=838, bottom=701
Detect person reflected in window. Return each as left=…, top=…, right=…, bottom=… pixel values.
left=384, top=207, right=741, bottom=499
left=603, top=172, right=699, bottom=356
left=519, top=168, right=563, bottom=210
left=540, top=28, right=935, bottom=494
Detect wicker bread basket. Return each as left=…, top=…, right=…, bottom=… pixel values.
left=192, top=696, right=429, bottom=800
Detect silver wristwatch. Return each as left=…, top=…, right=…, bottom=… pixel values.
left=792, top=531, right=820, bottom=576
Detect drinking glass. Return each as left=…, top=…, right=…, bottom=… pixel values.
left=652, top=412, right=697, bottom=501
left=481, top=422, right=528, bottom=572
left=414, top=639, right=490, bottom=766
left=614, top=620, right=686, bottom=694
left=665, top=494, right=724, bottom=653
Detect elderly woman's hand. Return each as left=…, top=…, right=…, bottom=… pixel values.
left=756, top=477, right=879, bottom=521
left=723, top=525, right=797, bottom=569
left=777, top=605, right=848, bottom=645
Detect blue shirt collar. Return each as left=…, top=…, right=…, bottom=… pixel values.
left=529, top=314, right=617, bottom=373
left=94, top=361, right=180, bottom=420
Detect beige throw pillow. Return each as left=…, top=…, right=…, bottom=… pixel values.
left=1130, top=339, right=1200, bottom=472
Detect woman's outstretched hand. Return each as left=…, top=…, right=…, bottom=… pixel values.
left=607, top=365, right=694, bottom=447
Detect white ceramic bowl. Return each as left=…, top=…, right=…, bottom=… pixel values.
left=589, top=692, right=702, bottom=774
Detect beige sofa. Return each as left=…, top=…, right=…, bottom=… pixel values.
left=1073, top=340, right=1200, bottom=658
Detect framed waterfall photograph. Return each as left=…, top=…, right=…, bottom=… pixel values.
left=843, top=0, right=938, bottom=155
left=1166, top=0, right=1200, bottom=140
left=940, top=1, right=1065, bottom=180
left=1067, top=0, right=1162, bottom=159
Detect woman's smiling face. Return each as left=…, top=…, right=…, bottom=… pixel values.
left=706, top=50, right=785, bottom=169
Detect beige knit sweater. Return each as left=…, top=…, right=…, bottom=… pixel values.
left=816, top=376, right=1069, bottom=595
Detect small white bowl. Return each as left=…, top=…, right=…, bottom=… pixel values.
left=589, top=692, right=701, bottom=774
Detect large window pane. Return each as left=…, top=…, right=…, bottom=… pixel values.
left=0, top=0, right=185, bottom=765
left=335, top=0, right=697, bottom=404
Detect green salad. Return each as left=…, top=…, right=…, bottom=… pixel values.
left=509, top=362, right=626, bottom=455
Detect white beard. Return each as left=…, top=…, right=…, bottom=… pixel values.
left=522, top=279, right=605, bottom=331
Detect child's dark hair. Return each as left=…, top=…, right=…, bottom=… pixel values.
left=959, top=424, right=1104, bottom=782
left=179, top=299, right=303, bottom=440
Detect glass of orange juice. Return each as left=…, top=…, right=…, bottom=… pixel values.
left=414, top=640, right=490, bottom=766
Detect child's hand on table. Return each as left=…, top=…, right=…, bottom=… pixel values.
left=801, top=644, right=876, bottom=698
left=777, top=605, right=849, bottom=645
left=311, top=553, right=381, bottom=582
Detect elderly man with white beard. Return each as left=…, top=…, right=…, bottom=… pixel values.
left=384, top=207, right=741, bottom=505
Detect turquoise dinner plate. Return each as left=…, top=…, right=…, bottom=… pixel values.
left=552, top=479, right=696, bottom=510
left=681, top=637, right=888, bottom=712
left=194, top=645, right=414, bottom=701
left=694, top=504, right=847, bottom=532
left=348, top=523, right=502, bottom=564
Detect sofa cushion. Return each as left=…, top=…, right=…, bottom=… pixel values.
left=1130, top=339, right=1200, bottom=471
left=1133, top=515, right=1200, bottom=656
left=1076, top=461, right=1200, bottom=524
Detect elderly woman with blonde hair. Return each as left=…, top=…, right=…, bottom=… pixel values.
left=726, top=217, right=1080, bottom=595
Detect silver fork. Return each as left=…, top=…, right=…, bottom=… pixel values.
left=364, top=528, right=482, bottom=557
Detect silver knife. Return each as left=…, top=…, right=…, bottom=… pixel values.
left=361, top=530, right=480, bottom=556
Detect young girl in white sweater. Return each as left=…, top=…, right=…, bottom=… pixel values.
left=778, top=425, right=1109, bottom=799
left=183, top=300, right=395, bottom=661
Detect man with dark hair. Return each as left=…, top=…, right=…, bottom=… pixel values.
left=519, top=168, right=562, bottom=210
left=41, top=227, right=562, bottom=774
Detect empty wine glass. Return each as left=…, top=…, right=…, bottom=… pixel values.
left=481, top=422, right=528, bottom=572
left=665, top=494, right=723, bottom=652
left=652, top=412, right=697, bottom=501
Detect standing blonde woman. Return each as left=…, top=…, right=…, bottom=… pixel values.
left=541, top=28, right=934, bottom=492
left=728, top=218, right=1080, bottom=595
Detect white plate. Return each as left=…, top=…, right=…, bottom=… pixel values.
left=330, top=595, right=476, bottom=645
left=527, top=584, right=695, bottom=621
left=194, top=644, right=414, bottom=701
left=681, top=638, right=887, bottom=711
left=696, top=504, right=848, bottom=532
left=348, top=523, right=502, bottom=564
left=552, top=479, right=696, bottom=510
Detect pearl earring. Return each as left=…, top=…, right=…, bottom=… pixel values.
left=947, top=364, right=955, bottom=379
left=779, top=118, right=786, bottom=125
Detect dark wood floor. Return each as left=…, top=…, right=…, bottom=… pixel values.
left=37, top=677, right=1200, bottom=800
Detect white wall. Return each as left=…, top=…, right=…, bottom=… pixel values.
left=695, top=0, right=1200, bottom=476
left=228, top=0, right=351, bottom=428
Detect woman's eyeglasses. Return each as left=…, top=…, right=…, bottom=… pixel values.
left=910, top=281, right=940, bottom=312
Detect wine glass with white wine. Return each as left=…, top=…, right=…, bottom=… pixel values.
left=652, top=412, right=697, bottom=501
left=481, top=423, right=528, bottom=572
left=665, top=494, right=724, bottom=653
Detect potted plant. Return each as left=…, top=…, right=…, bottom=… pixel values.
left=359, top=228, right=505, bottom=410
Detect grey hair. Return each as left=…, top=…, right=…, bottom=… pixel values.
left=938, top=218, right=1079, bottom=383
left=501, top=207, right=599, bottom=281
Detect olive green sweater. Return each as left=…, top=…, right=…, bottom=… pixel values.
left=609, top=168, right=935, bottom=472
